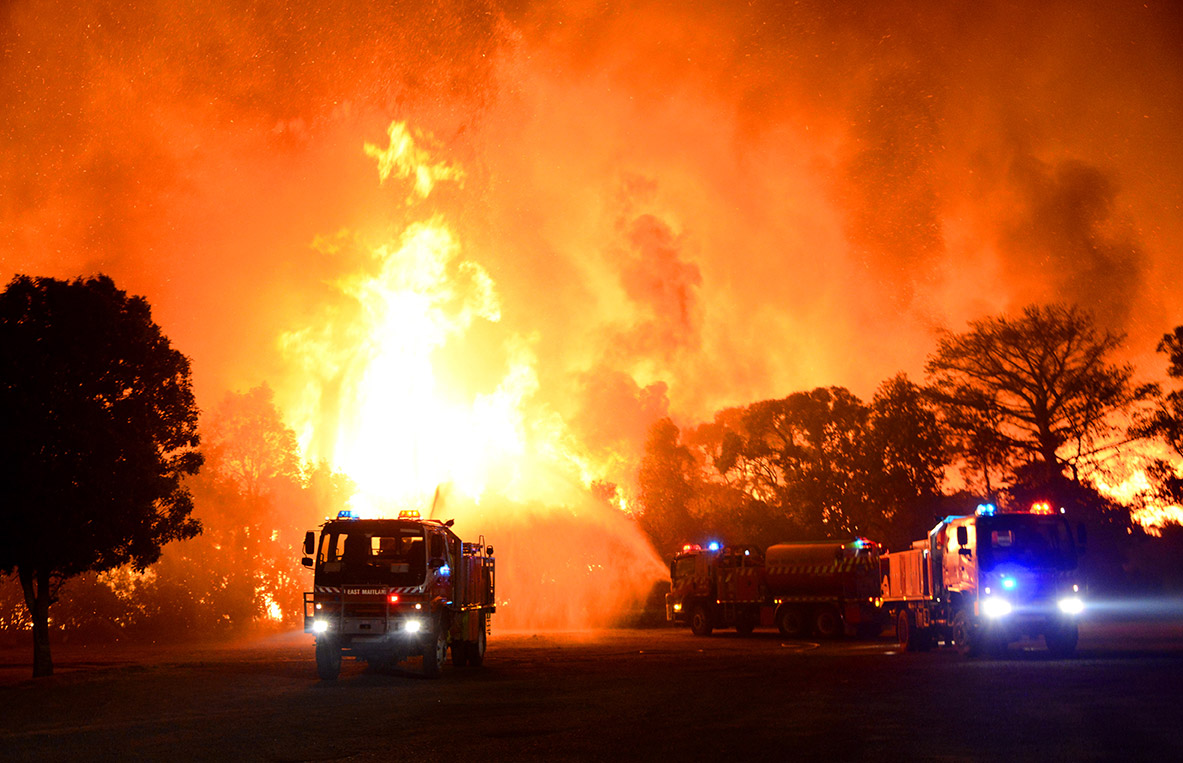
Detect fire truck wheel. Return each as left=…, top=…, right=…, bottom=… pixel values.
left=813, top=606, right=842, bottom=639
left=898, top=609, right=919, bottom=652
left=423, top=623, right=448, bottom=679
left=315, top=638, right=341, bottom=681
left=467, top=621, right=487, bottom=667
left=689, top=603, right=714, bottom=636
left=1045, top=622, right=1078, bottom=658
left=776, top=606, right=807, bottom=638
left=952, top=611, right=981, bottom=657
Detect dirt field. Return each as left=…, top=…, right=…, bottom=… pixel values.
left=2, top=619, right=1182, bottom=761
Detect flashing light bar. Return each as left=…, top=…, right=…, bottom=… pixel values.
left=976, top=503, right=997, bottom=517
left=682, top=543, right=702, bottom=553
left=337, top=509, right=360, bottom=520
left=1029, top=501, right=1055, bottom=515
left=398, top=510, right=421, bottom=520
left=706, top=541, right=722, bottom=552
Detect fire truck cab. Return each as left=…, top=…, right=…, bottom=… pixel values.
left=302, top=509, right=495, bottom=679
left=881, top=502, right=1085, bottom=657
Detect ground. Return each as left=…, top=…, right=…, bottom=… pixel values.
left=1, top=617, right=1182, bottom=761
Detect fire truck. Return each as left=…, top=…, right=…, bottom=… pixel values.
left=666, top=539, right=883, bottom=639
left=302, top=509, right=495, bottom=679
left=880, top=502, right=1086, bottom=657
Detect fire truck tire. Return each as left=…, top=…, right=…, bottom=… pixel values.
left=315, top=639, right=341, bottom=681
left=952, top=611, right=981, bottom=657
left=898, top=609, right=919, bottom=652
left=1045, top=622, right=1078, bottom=658
left=813, top=606, right=842, bottom=639
left=689, top=603, right=714, bottom=636
left=423, top=623, right=448, bottom=679
left=776, top=606, right=808, bottom=638
left=467, top=621, right=487, bottom=667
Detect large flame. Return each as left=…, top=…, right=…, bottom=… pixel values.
left=277, top=121, right=667, bottom=627
left=1090, top=444, right=1183, bottom=535
left=281, top=216, right=524, bottom=511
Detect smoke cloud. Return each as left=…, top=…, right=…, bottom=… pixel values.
left=3, top=0, right=1183, bottom=622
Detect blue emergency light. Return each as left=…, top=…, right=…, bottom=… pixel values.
left=975, top=503, right=997, bottom=517
left=706, top=541, right=722, bottom=552
left=337, top=509, right=360, bottom=520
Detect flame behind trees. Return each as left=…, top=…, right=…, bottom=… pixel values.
left=0, top=275, right=202, bottom=675
left=926, top=304, right=1156, bottom=491
left=0, top=386, right=354, bottom=642
left=153, top=386, right=351, bottom=632
left=1133, top=328, right=1183, bottom=513
left=638, top=305, right=1164, bottom=558
left=642, top=376, right=946, bottom=554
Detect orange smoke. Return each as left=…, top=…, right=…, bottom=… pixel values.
left=3, top=2, right=1183, bottom=618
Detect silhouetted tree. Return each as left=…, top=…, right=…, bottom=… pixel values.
left=637, top=418, right=697, bottom=556
left=865, top=374, right=948, bottom=549
left=701, top=388, right=873, bottom=538
left=927, top=304, right=1152, bottom=489
left=0, top=275, right=202, bottom=676
left=154, top=385, right=320, bottom=631
left=1134, top=326, right=1183, bottom=503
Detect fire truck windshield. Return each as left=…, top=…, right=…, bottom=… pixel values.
left=316, top=521, right=428, bottom=586
left=979, top=515, right=1076, bottom=572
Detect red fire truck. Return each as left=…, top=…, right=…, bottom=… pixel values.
left=880, top=502, right=1086, bottom=657
left=666, top=538, right=883, bottom=638
left=302, top=509, right=495, bottom=679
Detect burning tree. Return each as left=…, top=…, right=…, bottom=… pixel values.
left=147, top=385, right=349, bottom=632
left=1133, top=326, right=1183, bottom=507
left=0, top=275, right=202, bottom=676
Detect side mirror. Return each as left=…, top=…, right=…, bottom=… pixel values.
left=486, top=545, right=494, bottom=556
left=1077, top=522, right=1088, bottom=553
left=956, top=526, right=972, bottom=556
left=303, top=531, right=315, bottom=556
left=301, top=558, right=313, bottom=568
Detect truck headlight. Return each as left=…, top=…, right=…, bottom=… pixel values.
left=404, top=619, right=422, bottom=634
left=1057, top=596, right=1084, bottom=615
left=982, top=597, right=1013, bottom=618
left=312, top=620, right=329, bottom=634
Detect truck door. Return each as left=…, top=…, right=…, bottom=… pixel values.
left=429, top=530, right=454, bottom=599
